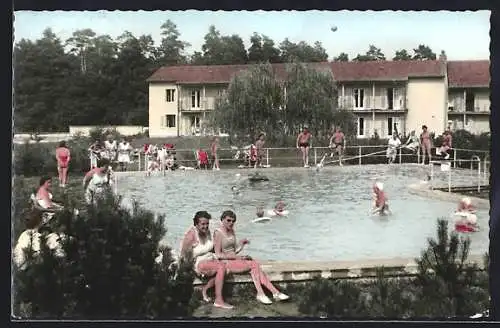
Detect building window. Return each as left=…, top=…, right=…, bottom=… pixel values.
left=161, top=114, right=176, bottom=128
left=358, top=117, right=365, bottom=136
left=387, top=117, right=399, bottom=136
left=165, top=89, right=176, bottom=102
left=191, top=90, right=201, bottom=108
left=353, top=89, right=365, bottom=108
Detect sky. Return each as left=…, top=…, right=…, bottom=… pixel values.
left=13, top=10, right=491, bottom=61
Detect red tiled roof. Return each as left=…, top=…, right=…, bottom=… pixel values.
left=146, top=62, right=332, bottom=84
left=330, top=60, right=445, bottom=81
left=447, top=60, right=490, bottom=88
left=147, top=60, right=447, bottom=84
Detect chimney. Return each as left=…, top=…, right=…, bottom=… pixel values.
left=439, top=50, right=447, bottom=61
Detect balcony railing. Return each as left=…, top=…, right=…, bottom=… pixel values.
left=338, top=96, right=406, bottom=111
left=179, top=97, right=216, bottom=111
left=447, top=99, right=490, bottom=113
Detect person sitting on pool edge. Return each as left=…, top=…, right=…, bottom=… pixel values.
left=213, top=210, right=290, bottom=305
left=372, top=182, right=390, bottom=216
left=180, top=210, right=233, bottom=309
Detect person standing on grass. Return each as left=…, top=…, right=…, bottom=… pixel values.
left=296, top=126, right=313, bottom=168
left=210, top=137, right=220, bottom=171
left=55, top=141, right=71, bottom=188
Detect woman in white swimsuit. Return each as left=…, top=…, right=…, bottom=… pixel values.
left=180, top=211, right=233, bottom=309
left=85, top=164, right=112, bottom=205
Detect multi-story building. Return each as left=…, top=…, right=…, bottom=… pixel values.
left=146, top=59, right=490, bottom=138
left=446, top=60, right=490, bottom=134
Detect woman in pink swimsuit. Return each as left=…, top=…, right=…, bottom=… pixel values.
left=419, top=125, right=432, bottom=165
left=180, top=211, right=233, bottom=309
left=213, top=210, right=290, bottom=305
left=55, top=141, right=71, bottom=187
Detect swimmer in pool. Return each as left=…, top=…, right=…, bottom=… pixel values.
left=253, top=206, right=272, bottom=223
left=231, top=186, right=242, bottom=196
left=372, top=182, right=390, bottom=216
left=273, top=201, right=287, bottom=216
left=454, top=197, right=478, bottom=231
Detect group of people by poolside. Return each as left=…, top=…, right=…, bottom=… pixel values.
left=89, top=136, right=133, bottom=171
left=178, top=210, right=289, bottom=309
left=297, top=124, right=453, bottom=169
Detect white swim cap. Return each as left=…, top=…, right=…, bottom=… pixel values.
left=375, top=182, right=384, bottom=191
left=462, top=197, right=471, bottom=205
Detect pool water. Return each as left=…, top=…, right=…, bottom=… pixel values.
left=117, top=164, right=489, bottom=262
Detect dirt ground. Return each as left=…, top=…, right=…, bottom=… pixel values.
left=193, top=299, right=302, bottom=318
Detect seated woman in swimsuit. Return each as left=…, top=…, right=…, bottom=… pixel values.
left=55, top=140, right=71, bottom=188
left=454, top=197, right=478, bottom=232
left=403, top=131, right=420, bottom=152
left=436, top=129, right=452, bottom=160
left=36, top=176, right=64, bottom=212
left=372, top=182, right=390, bottom=215
left=214, top=210, right=289, bottom=305
left=180, top=211, right=233, bottom=309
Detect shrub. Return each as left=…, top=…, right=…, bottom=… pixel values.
left=13, top=193, right=196, bottom=319
left=294, top=219, right=489, bottom=319
left=296, top=278, right=368, bottom=318
left=413, top=219, right=489, bottom=317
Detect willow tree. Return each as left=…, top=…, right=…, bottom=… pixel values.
left=209, top=63, right=283, bottom=143
left=284, top=63, right=338, bottom=137
left=209, top=62, right=355, bottom=144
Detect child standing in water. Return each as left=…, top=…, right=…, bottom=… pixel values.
left=372, top=182, right=390, bottom=215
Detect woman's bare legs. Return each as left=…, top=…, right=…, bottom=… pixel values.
left=224, top=259, right=280, bottom=296
left=197, top=261, right=232, bottom=308
left=202, top=277, right=216, bottom=301
left=62, top=167, right=68, bottom=186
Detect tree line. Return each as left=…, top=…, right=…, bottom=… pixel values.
left=14, top=19, right=443, bottom=132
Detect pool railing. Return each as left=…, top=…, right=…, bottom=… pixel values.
left=106, top=145, right=489, bottom=174
left=429, top=155, right=487, bottom=193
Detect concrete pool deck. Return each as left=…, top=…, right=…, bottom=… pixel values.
left=407, top=181, right=490, bottom=210
left=193, top=254, right=486, bottom=285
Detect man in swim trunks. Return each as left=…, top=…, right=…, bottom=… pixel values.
left=296, top=127, right=312, bottom=168
left=329, top=127, right=345, bottom=166
left=420, top=125, right=432, bottom=165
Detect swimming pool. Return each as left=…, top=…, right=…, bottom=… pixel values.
left=117, top=164, right=489, bottom=262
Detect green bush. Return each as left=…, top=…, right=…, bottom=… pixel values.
left=12, top=193, right=196, bottom=319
